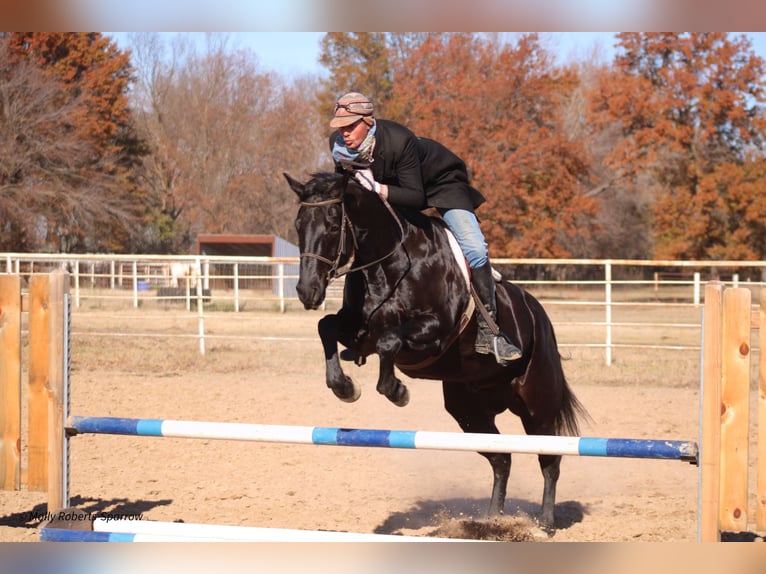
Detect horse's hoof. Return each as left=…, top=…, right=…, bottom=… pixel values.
left=538, top=520, right=556, bottom=537
left=391, top=386, right=410, bottom=407
left=537, top=514, right=556, bottom=536
left=331, top=378, right=361, bottom=403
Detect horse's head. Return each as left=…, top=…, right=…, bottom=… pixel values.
left=284, top=172, right=353, bottom=309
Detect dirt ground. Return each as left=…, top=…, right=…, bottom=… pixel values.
left=0, top=304, right=754, bottom=543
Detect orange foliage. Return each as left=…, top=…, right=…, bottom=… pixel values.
left=1, top=33, right=144, bottom=252
left=590, top=32, right=766, bottom=260
left=7, top=33, right=133, bottom=151
left=390, top=33, right=598, bottom=258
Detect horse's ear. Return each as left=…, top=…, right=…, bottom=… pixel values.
left=283, top=173, right=304, bottom=198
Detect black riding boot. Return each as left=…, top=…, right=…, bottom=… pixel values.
left=471, top=262, right=522, bottom=364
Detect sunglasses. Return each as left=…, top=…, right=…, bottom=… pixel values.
left=334, top=102, right=373, bottom=115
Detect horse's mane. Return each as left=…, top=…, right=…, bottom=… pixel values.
left=309, top=171, right=343, bottom=183
left=307, top=171, right=438, bottom=231
left=308, top=171, right=345, bottom=192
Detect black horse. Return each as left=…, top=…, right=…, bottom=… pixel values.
left=285, top=171, right=587, bottom=530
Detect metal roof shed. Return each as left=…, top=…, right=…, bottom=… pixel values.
left=196, top=234, right=299, bottom=298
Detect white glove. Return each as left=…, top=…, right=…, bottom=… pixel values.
left=354, top=169, right=379, bottom=193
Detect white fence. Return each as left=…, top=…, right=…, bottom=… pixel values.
left=3, top=253, right=765, bottom=364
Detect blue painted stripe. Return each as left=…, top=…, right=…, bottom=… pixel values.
left=388, top=430, right=417, bottom=448
left=136, top=419, right=164, bottom=437
left=70, top=416, right=165, bottom=437
left=311, top=427, right=340, bottom=445
left=109, top=532, right=137, bottom=542
left=336, top=428, right=391, bottom=447
left=605, top=438, right=693, bottom=459
left=40, top=528, right=129, bottom=542
left=69, top=416, right=137, bottom=435
left=578, top=437, right=694, bottom=459
left=311, top=427, right=417, bottom=448
left=577, top=438, right=608, bottom=456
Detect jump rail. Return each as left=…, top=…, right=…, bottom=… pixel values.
left=40, top=516, right=452, bottom=542
left=66, top=415, right=699, bottom=461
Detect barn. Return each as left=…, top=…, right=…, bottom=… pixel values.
left=196, top=234, right=299, bottom=298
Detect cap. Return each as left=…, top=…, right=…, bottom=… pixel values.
left=330, top=92, right=374, bottom=128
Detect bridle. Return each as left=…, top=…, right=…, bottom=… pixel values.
left=299, top=191, right=405, bottom=282
left=298, top=196, right=355, bottom=281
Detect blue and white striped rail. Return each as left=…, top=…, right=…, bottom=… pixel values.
left=67, top=416, right=698, bottom=462
left=40, top=518, right=448, bottom=542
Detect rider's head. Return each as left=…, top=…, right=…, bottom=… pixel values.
left=330, top=93, right=375, bottom=150
left=330, top=92, right=374, bottom=128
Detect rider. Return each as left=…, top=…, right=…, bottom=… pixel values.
left=328, top=91, right=521, bottom=365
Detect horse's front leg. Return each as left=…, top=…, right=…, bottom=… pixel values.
left=375, top=316, right=443, bottom=407
left=375, top=330, right=409, bottom=407
left=317, top=313, right=361, bottom=402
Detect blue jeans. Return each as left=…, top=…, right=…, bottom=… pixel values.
left=437, top=208, right=489, bottom=269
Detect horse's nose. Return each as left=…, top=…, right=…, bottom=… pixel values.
left=296, top=280, right=324, bottom=310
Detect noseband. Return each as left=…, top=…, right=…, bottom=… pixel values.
left=299, top=192, right=404, bottom=281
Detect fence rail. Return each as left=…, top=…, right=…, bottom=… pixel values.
left=3, top=253, right=765, bottom=364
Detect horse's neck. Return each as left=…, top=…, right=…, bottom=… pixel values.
left=348, top=203, right=404, bottom=263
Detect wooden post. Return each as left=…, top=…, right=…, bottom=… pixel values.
left=28, top=275, right=50, bottom=490
left=758, top=289, right=766, bottom=531
left=699, top=282, right=723, bottom=541
left=719, top=287, right=751, bottom=532
left=0, top=274, right=21, bottom=491
left=47, top=270, right=69, bottom=511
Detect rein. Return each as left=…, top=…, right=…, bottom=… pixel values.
left=299, top=193, right=404, bottom=281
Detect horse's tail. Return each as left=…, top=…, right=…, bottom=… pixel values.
left=556, top=377, right=591, bottom=437
left=503, top=280, right=591, bottom=437
left=550, top=327, right=592, bottom=437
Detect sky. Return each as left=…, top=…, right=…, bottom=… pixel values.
left=5, top=0, right=766, bottom=33
left=106, top=32, right=766, bottom=79
left=4, top=1, right=766, bottom=75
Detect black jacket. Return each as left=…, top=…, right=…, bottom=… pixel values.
left=330, top=119, right=485, bottom=212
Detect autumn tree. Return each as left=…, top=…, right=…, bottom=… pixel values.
left=2, top=32, right=146, bottom=252
left=128, top=33, right=326, bottom=251
left=0, top=39, right=88, bottom=251
left=344, top=33, right=598, bottom=258
left=589, top=32, right=766, bottom=260
left=318, top=33, right=394, bottom=118
left=555, top=52, right=655, bottom=260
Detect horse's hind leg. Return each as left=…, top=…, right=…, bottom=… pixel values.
left=317, top=314, right=360, bottom=402
left=537, top=454, right=561, bottom=531
left=442, top=382, right=510, bottom=516
left=520, top=414, right=561, bottom=532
